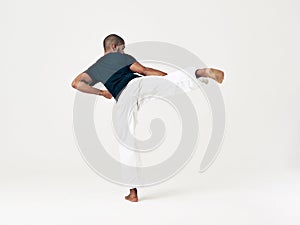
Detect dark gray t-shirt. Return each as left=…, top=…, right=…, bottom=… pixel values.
left=84, top=52, right=141, bottom=100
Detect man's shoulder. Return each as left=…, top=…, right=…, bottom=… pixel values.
left=102, top=52, right=136, bottom=65
left=122, top=53, right=136, bottom=63
left=104, top=52, right=135, bottom=59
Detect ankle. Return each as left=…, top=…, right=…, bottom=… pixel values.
left=130, top=188, right=137, bottom=194
left=195, top=68, right=208, bottom=78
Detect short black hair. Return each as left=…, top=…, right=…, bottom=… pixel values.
left=103, top=34, right=125, bottom=51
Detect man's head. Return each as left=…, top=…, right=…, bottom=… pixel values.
left=103, top=34, right=125, bottom=54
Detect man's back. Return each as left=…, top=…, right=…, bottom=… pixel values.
left=84, top=52, right=141, bottom=99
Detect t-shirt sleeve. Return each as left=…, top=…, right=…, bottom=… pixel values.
left=83, top=62, right=101, bottom=86
left=125, top=54, right=137, bottom=66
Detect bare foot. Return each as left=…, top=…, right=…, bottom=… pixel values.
left=125, top=194, right=138, bottom=202
left=208, top=68, right=224, bottom=83
left=124, top=188, right=138, bottom=202
left=196, top=68, right=224, bottom=84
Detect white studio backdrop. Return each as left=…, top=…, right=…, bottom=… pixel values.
left=1, top=0, right=300, bottom=224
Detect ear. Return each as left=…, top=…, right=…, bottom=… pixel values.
left=111, top=44, right=116, bottom=50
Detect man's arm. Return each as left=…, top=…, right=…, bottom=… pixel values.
left=129, top=62, right=167, bottom=76
left=71, top=73, right=112, bottom=99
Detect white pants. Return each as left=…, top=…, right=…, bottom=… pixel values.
left=113, top=67, right=200, bottom=188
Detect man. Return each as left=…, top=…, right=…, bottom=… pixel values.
left=71, top=34, right=224, bottom=202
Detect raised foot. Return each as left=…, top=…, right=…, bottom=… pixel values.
left=208, top=68, right=224, bottom=83
left=196, top=68, right=224, bottom=84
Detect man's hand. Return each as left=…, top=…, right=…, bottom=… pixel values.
left=99, top=90, right=113, bottom=99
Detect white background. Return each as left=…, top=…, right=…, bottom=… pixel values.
left=1, top=0, right=300, bottom=224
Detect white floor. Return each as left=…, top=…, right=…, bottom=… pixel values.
left=1, top=168, right=300, bottom=225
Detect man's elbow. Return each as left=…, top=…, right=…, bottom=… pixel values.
left=71, top=80, right=77, bottom=89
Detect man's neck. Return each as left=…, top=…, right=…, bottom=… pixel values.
left=104, top=49, right=116, bottom=55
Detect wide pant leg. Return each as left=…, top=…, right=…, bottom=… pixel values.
left=114, top=78, right=143, bottom=188
left=137, top=66, right=199, bottom=105
left=114, top=66, right=200, bottom=188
